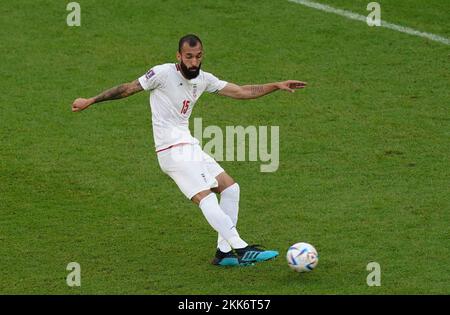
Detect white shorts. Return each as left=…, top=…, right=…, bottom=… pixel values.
left=157, top=144, right=225, bottom=199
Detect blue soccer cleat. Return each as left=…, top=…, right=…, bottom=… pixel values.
left=235, top=245, right=279, bottom=263
left=211, top=249, right=254, bottom=267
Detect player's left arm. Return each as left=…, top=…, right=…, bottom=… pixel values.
left=218, top=80, right=306, bottom=100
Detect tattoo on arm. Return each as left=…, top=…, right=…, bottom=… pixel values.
left=94, top=85, right=128, bottom=103
left=93, top=80, right=143, bottom=103
left=250, top=85, right=265, bottom=96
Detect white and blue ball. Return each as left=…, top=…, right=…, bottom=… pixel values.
left=286, top=242, right=319, bottom=272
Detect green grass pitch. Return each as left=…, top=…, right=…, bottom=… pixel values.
left=1, top=0, right=449, bottom=294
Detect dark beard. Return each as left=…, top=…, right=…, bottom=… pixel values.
left=180, top=61, right=201, bottom=80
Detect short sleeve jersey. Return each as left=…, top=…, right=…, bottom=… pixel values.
left=138, top=63, right=228, bottom=152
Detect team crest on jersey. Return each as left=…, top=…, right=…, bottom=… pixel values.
left=145, top=69, right=155, bottom=79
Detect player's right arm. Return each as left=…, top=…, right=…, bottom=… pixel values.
left=71, top=79, right=144, bottom=112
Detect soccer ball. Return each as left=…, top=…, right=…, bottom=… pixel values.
left=286, top=242, right=319, bottom=272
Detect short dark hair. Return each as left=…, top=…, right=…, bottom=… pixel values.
left=178, top=34, right=203, bottom=52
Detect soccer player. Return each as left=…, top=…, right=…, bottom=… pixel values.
left=71, top=34, right=307, bottom=267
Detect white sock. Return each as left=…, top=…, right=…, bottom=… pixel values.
left=217, top=183, right=240, bottom=252
left=199, top=193, right=247, bottom=250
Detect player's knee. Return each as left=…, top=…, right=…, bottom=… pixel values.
left=221, top=182, right=240, bottom=200
left=192, top=189, right=213, bottom=205
left=216, top=172, right=235, bottom=191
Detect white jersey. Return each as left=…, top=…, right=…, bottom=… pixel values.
left=138, top=63, right=228, bottom=152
